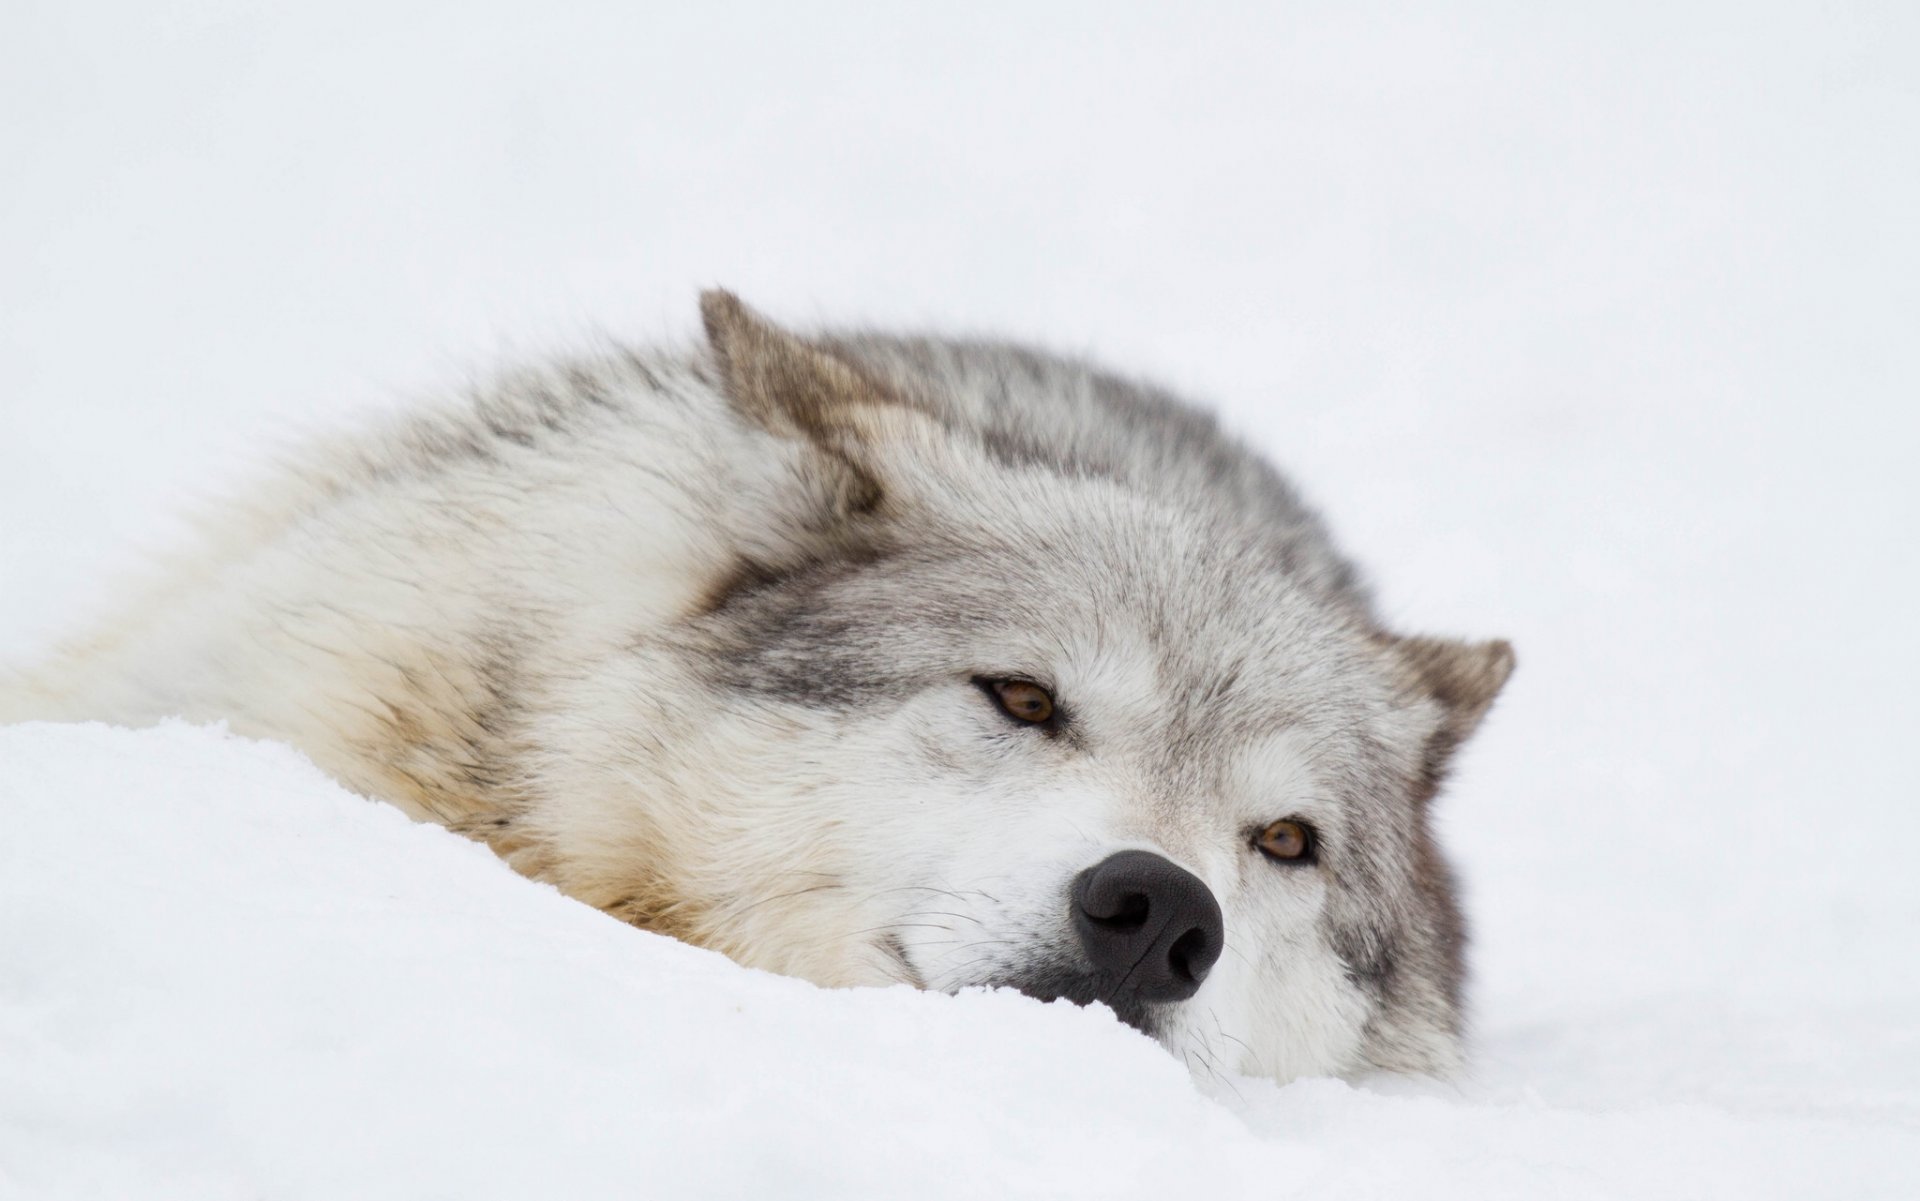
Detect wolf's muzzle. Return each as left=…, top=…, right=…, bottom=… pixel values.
left=1070, top=851, right=1224, bottom=1005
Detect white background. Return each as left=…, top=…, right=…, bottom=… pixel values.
left=4, top=3, right=1917, bottom=1196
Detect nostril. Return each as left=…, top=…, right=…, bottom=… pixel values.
left=1166, top=926, right=1214, bottom=986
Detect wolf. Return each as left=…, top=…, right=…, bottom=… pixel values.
left=3, top=291, right=1512, bottom=1082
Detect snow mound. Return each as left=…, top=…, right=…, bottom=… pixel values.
left=5, top=722, right=1914, bottom=1199
left=0, top=721, right=1273, bottom=1200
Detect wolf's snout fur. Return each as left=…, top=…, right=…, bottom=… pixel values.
left=2, top=289, right=1512, bottom=1083
left=1070, top=850, right=1224, bottom=1006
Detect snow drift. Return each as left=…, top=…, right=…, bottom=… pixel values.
left=3, top=723, right=1913, bottom=1199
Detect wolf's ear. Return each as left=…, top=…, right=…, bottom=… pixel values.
left=700, top=289, right=895, bottom=441
left=700, top=288, right=912, bottom=516
left=1388, top=634, right=1516, bottom=744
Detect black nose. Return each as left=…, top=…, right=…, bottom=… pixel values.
left=1070, top=850, right=1224, bottom=1005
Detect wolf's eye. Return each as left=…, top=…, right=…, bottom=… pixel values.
left=978, top=678, right=1055, bottom=725
left=1255, top=819, right=1316, bottom=863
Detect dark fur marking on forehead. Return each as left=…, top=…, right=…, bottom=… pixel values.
left=690, top=545, right=914, bottom=710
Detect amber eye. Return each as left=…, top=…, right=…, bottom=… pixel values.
left=1255, top=819, right=1315, bottom=863
left=982, top=678, right=1056, bottom=725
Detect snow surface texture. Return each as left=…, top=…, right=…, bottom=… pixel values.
left=3, top=3, right=1917, bottom=1198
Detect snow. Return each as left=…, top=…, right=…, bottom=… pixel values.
left=0, top=723, right=1268, bottom=1200
left=3, top=3, right=1917, bottom=1197
left=5, top=724, right=1909, bottom=1200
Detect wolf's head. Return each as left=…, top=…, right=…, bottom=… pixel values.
left=533, top=292, right=1512, bottom=1081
